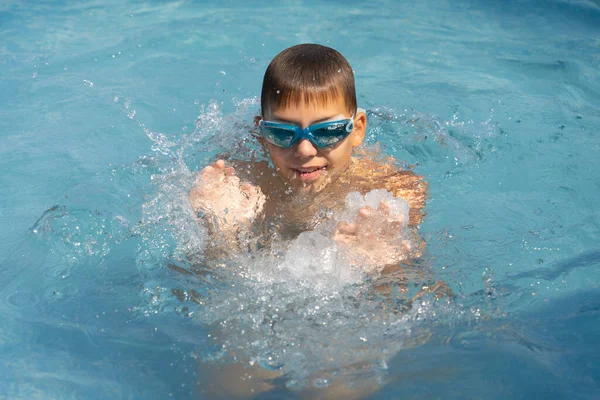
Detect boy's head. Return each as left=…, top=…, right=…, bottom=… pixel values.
left=261, top=43, right=357, bottom=118
left=259, top=44, right=366, bottom=193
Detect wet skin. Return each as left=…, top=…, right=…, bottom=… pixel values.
left=260, top=97, right=367, bottom=194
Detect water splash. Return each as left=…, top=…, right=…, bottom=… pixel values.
left=30, top=99, right=499, bottom=390
left=366, top=106, right=509, bottom=169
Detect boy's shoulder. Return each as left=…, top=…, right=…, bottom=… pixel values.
left=351, top=157, right=428, bottom=226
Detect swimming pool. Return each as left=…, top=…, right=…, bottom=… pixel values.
left=1, top=0, right=599, bottom=398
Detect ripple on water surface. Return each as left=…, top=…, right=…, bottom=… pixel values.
left=20, top=98, right=593, bottom=395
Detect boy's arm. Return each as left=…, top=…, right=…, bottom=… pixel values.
left=350, top=157, right=427, bottom=226
left=383, top=169, right=428, bottom=226
left=332, top=161, right=428, bottom=270
left=189, top=159, right=265, bottom=255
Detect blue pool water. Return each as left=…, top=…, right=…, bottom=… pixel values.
left=1, top=0, right=600, bottom=398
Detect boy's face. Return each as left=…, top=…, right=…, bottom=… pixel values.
left=261, top=96, right=366, bottom=193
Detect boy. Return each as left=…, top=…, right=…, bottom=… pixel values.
left=189, top=43, right=427, bottom=267
left=189, top=44, right=448, bottom=399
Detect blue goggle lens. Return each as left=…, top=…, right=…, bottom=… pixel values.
left=310, top=122, right=352, bottom=147
left=260, top=126, right=297, bottom=148
left=259, top=119, right=354, bottom=149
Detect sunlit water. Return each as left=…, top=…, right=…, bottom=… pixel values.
left=1, top=0, right=599, bottom=399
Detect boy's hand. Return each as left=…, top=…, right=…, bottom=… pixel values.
left=332, top=201, right=410, bottom=267
left=189, top=160, right=266, bottom=235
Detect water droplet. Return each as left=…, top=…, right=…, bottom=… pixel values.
left=313, top=378, right=330, bottom=388
left=276, top=90, right=280, bottom=94
left=219, top=70, right=226, bottom=76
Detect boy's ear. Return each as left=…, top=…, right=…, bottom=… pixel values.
left=351, top=110, right=367, bottom=148
left=253, top=115, right=265, bottom=145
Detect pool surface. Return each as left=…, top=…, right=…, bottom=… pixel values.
left=1, top=0, right=599, bottom=398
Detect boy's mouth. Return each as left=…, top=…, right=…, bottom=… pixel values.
left=292, top=166, right=326, bottom=181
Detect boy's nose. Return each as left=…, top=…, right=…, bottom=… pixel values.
left=294, top=139, right=318, bottom=158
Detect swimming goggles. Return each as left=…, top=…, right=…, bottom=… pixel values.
left=258, top=115, right=355, bottom=149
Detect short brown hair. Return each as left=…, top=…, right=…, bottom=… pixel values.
left=261, top=44, right=357, bottom=116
